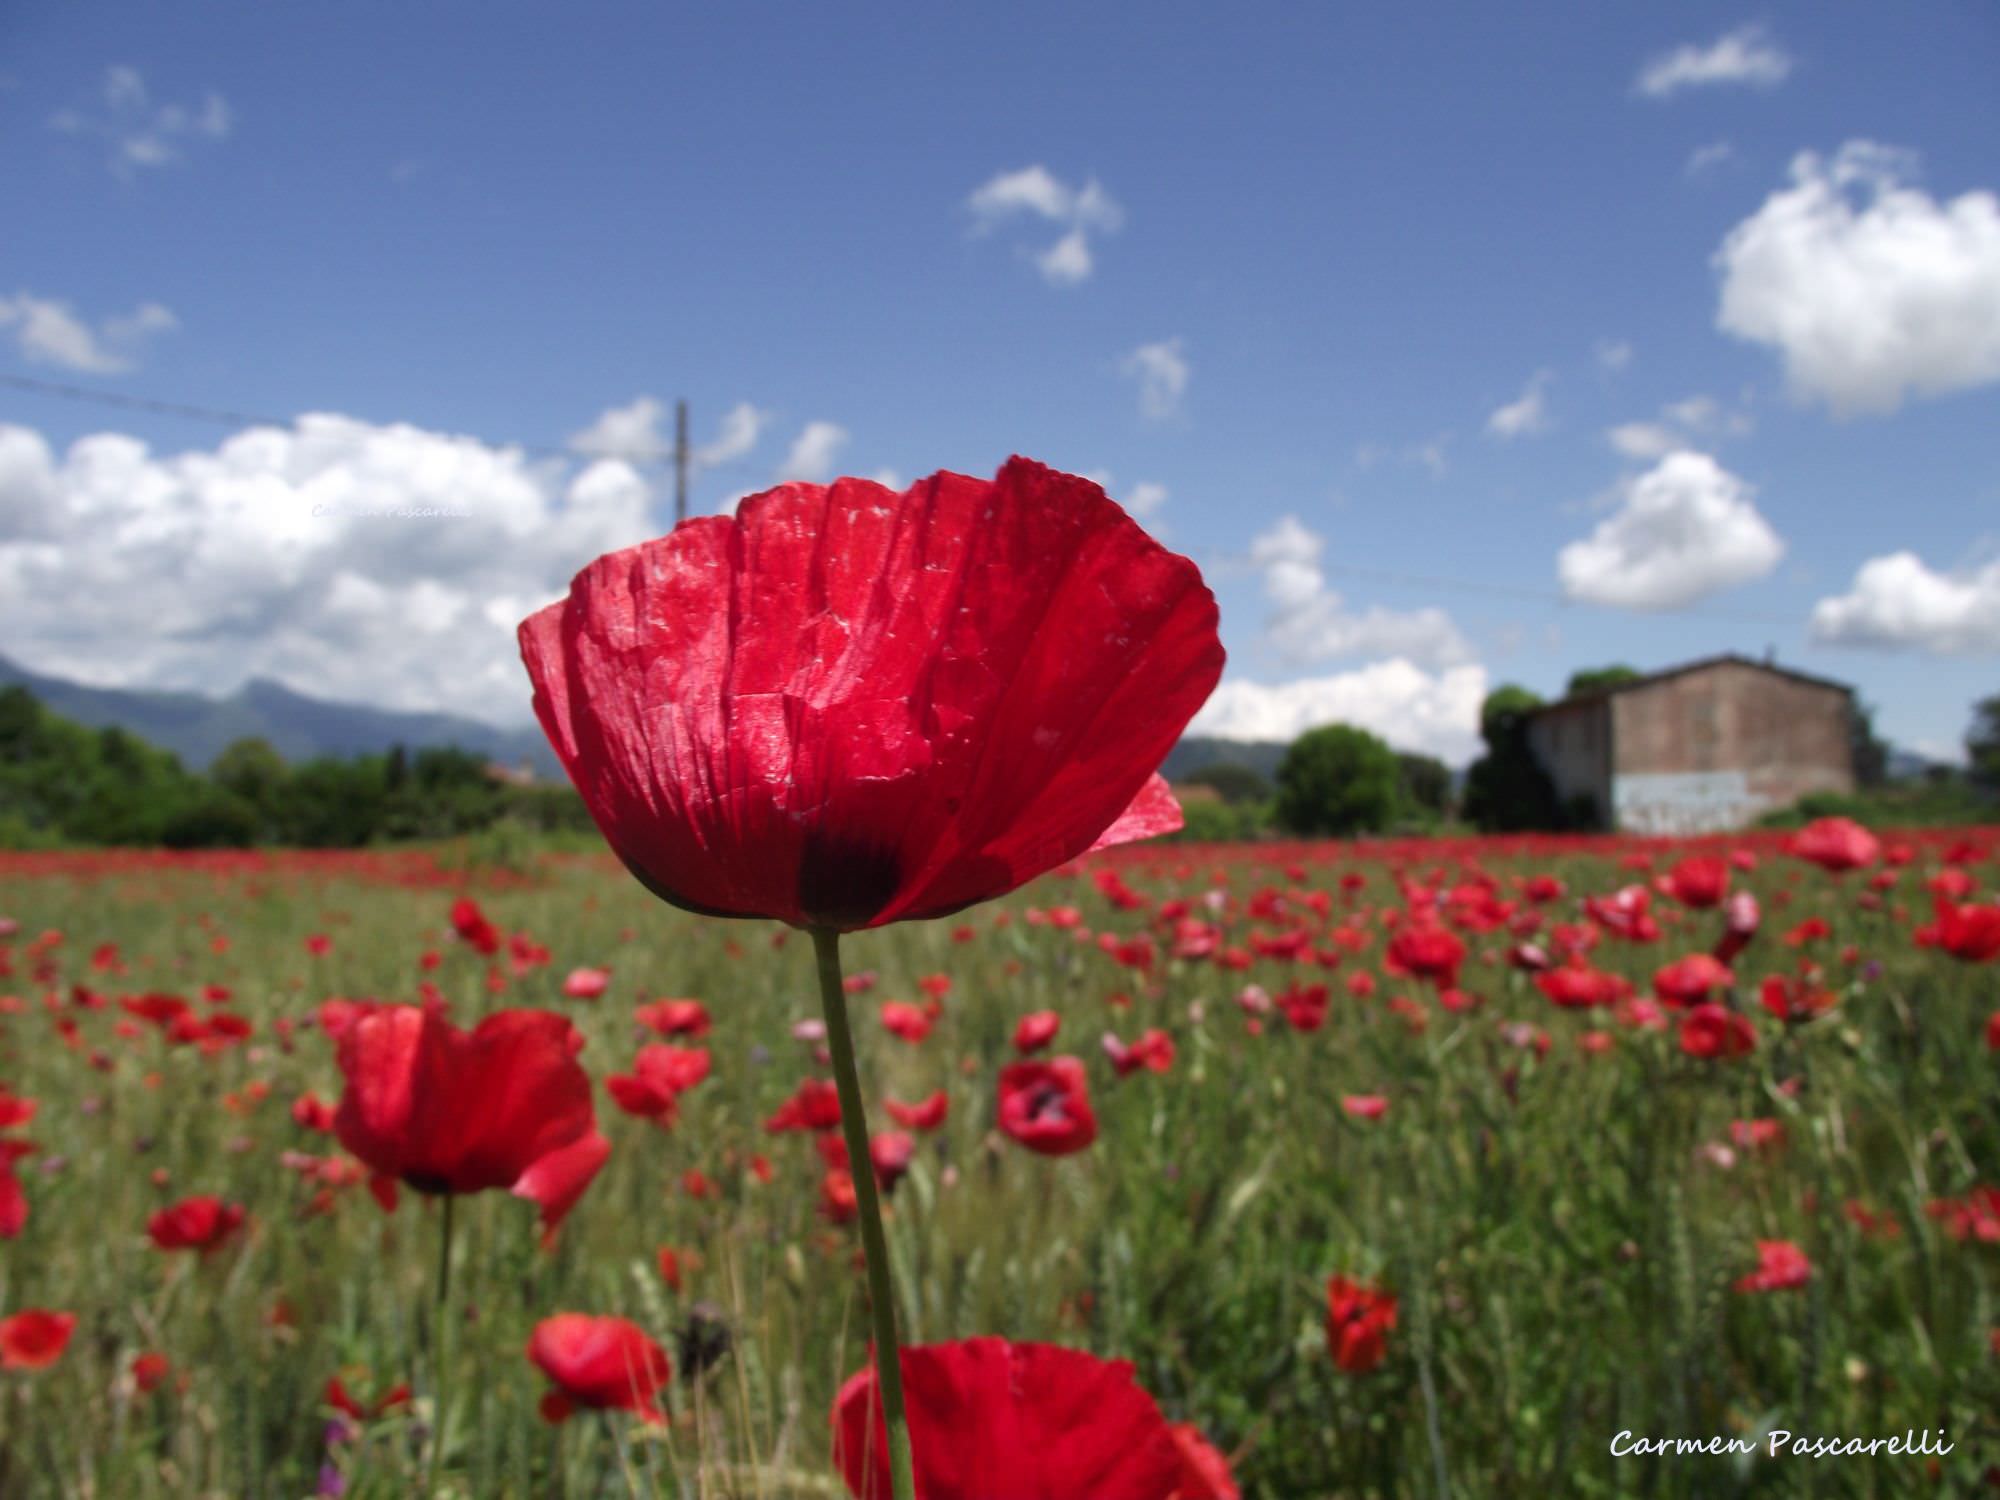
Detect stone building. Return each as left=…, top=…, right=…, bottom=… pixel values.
left=1524, top=655, right=1856, bottom=834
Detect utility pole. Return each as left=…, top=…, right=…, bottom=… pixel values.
left=674, top=399, right=689, bottom=525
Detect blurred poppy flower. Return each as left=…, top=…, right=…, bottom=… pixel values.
left=1927, top=899, right=2000, bottom=963
left=324, top=1373, right=411, bottom=1422
left=1679, top=1003, right=1756, bottom=1060
left=1759, top=974, right=1836, bottom=1023
left=1013, top=1011, right=1061, bottom=1054
left=0, top=1140, right=34, bottom=1239
left=562, top=967, right=611, bottom=1000
left=1652, top=954, right=1733, bottom=1006
left=1385, top=924, right=1464, bottom=988
left=1341, top=1094, right=1388, bottom=1121
left=1325, top=1276, right=1397, bottom=1374
left=884, top=1091, right=948, bottom=1132
left=518, top=459, right=1223, bottom=932
left=1734, top=1239, right=1811, bottom=1293
left=449, top=898, right=503, bottom=956
left=832, top=1337, right=1188, bottom=1500
left=147, top=1195, right=246, bottom=1254
left=879, top=1002, right=933, bottom=1044
left=997, top=1058, right=1097, bottom=1156
left=0, top=1309, right=75, bottom=1370
left=131, top=1351, right=172, bottom=1394
left=765, top=1078, right=842, bottom=1133
left=870, top=1131, right=916, bottom=1191
left=0, top=1088, right=35, bottom=1130
left=333, top=1005, right=608, bottom=1234
left=607, top=1044, right=712, bottom=1123
left=1104, top=1029, right=1175, bottom=1077
left=1168, top=1423, right=1239, bottom=1500
left=526, top=1314, right=671, bottom=1424
left=1665, top=854, right=1729, bottom=909
left=1789, top=817, right=1879, bottom=873
left=635, top=998, right=711, bottom=1037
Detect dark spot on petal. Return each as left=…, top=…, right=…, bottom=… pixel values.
left=797, top=833, right=903, bottom=930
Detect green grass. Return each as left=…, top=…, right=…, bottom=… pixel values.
left=0, top=836, right=1996, bottom=1497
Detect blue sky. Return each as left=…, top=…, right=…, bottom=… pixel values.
left=2, top=2, right=1997, bottom=764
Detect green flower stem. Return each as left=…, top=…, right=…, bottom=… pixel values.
left=427, top=1193, right=456, bottom=1497
left=811, top=926, right=915, bottom=1500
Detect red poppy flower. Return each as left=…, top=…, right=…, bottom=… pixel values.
left=0, top=1309, right=75, bottom=1371
left=325, top=1373, right=412, bottom=1421
left=1341, top=1094, right=1388, bottom=1121
left=1759, top=974, right=1836, bottom=1022
left=1104, top=1029, right=1176, bottom=1077
left=884, top=1090, right=949, bottom=1132
left=635, top=998, right=711, bottom=1037
left=0, top=1140, right=36, bottom=1240
left=832, top=1338, right=1187, bottom=1500
left=1713, top=891, right=1760, bottom=965
left=1325, top=1276, right=1398, bottom=1374
left=131, top=1351, right=172, bottom=1394
left=870, top=1130, right=916, bottom=1191
left=449, top=898, right=503, bottom=955
left=1930, top=899, right=2000, bottom=963
left=1734, top=1239, right=1811, bottom=1293
left=1385, top=924, right=1464, bottom=988
left=879, top=1002, right=933, bottom=1044
left=1652, top=954, right=1733, bottom=1006
left=996, top=1058, right=1097, bottom=1156
left=526, top=1314, right=671, bottom=1424
left=1536, top=963, right=1621, bottom=1009
left=1679, top=1003, right=1757, bottom=1060
left=562, top=967, right=611, bottom=1000
left=147, top=1195, right=246, bottom=1254
left=1665, top=855, right=1729, bottom=909
left=1788, top=817, right=1879, bottom=873
left=607, top=1044, right=712, bottom=1122
left=1168, top=1423, right=1239, bottom=1500
left=1013, top=1010, right=1061, bottom=1054
left=765, top=1077, right=842, bottom=1133
left=0, top=1088, right=35, bottom=1130
left=333, top=1005, right=608, bottom=1233
left=518, top=459, right=1224, bottom=932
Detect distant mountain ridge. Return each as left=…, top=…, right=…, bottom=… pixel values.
left=0, top=654, right=1290, bottom=782
left=0, top=654, right=560, bottom=775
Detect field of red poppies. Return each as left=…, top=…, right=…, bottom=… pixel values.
left=1, top=820, right=1997, bottom=1497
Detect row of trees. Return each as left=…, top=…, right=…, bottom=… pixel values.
left=0, top=686, right=590, bottom=848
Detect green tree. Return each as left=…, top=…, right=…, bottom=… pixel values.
left=1969, top=693, right=2000, bottom=793
left=1274, top=724, right=1401, bottom=837
left=1849, top=700, right=1890, bottom=789
left=1394, top=751, right=1452, bottom=818
left=1565, top=664, right=1643, bottom=698
left=1462, top=684, right=1565, bottom=832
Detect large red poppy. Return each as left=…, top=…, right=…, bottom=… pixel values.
left=526, top=1314, right=672, bottom=1424
left=996, top=1057, right=1098, bottom=1156
left=519, top=459, right=1224, bottom=931
left=832, top=1338, right=1189, bottom=1500
left=333, top=1005, right=608, bottom=1231
left=1788, top=816, right=1880, bottom=873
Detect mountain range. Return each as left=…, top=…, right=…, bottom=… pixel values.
left=0, top=653, right=1288, bottom=783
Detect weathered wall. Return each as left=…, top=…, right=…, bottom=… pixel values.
left=1609, top=663, right=1854, bottom=832
left=1524, top=700, right=1610, bottom=823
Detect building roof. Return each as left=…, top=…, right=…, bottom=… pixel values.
left=1526, top=653, right=1855, bottom=720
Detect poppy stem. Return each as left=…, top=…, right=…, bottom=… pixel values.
left=811, top=926, right=916, bottom=1500
left=426, top=1194, right=456, bottom=1496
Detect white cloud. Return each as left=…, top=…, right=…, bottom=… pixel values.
left=567, top=395, right=667, bottom=459
left=778, top=421, right=849, bottom=482
left=0, top=415, right=657, bottom=724
left=1189, top=662, right=1490, bottom=765
left=1121, top=338, right=1189, bottom=421
left=1124, top=481, right=1168, bottom=519
left=1606, top=422, right=1678, bottom=460
left=1686, top=140, right=1735, bottom=176
left=966, top=165, right=1123, bottom=285
left=0, top=292, right=177, bottom=374
left=1635, top=26, right=1792, bottom=99
left=695, top=401, right=769, bottom=467
left=1595, top=339, right=1634, bottom=372
left=1809, top=551, right=2000, bottom=655
left=49, top=65, right=230, bottom=175
left=1714, top=142, right=2000, bottom=415
left=1486, top=370, right=1552, bottom=438
left=1249, top=515, right=1472, bottom=669
left=1558, top=451, right=1784, bottom=609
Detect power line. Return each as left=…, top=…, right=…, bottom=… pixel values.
left=0, top=370, right=762, bottom=475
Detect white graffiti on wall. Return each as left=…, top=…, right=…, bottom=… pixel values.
left=1612, top=771, right=1763, bottom=835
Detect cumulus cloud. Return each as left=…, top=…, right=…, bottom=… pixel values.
left=567, top=395, right=668, bottom=459
left=1604, top=392, right=1751, bottom=458
left=49, top=65, right=230, bottom=174
left=0, top=292, right=176, bottom=374
left=1606, top=422, right=1679, bottom=460
left=966, top=165, right=1123, bottom=286
left=1189, top=661, right=1489, bottom=765
left=1558, top=451, right=1784, bottom=609
left=1249, top=515, right=1472, bottom=669
left=1714, top=142, right=2000, bottom=415
left=778, top=420, right=849, bottom=482
left=1635, top=26, right=1792, bottom=99
left=1809, top=551, right=2000, bottom=655
left=1686, top=140, right=1735, bottom=176
left=696, top=401, right=769, bottom=468
left=0, top=416, right=659, bottom=723
left=1121, top=338, right=1189, bottom=421
left=1486, top=370, right=1553, bottom=438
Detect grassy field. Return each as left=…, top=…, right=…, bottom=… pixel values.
left=1, top=830, right=1996, bottom=1497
